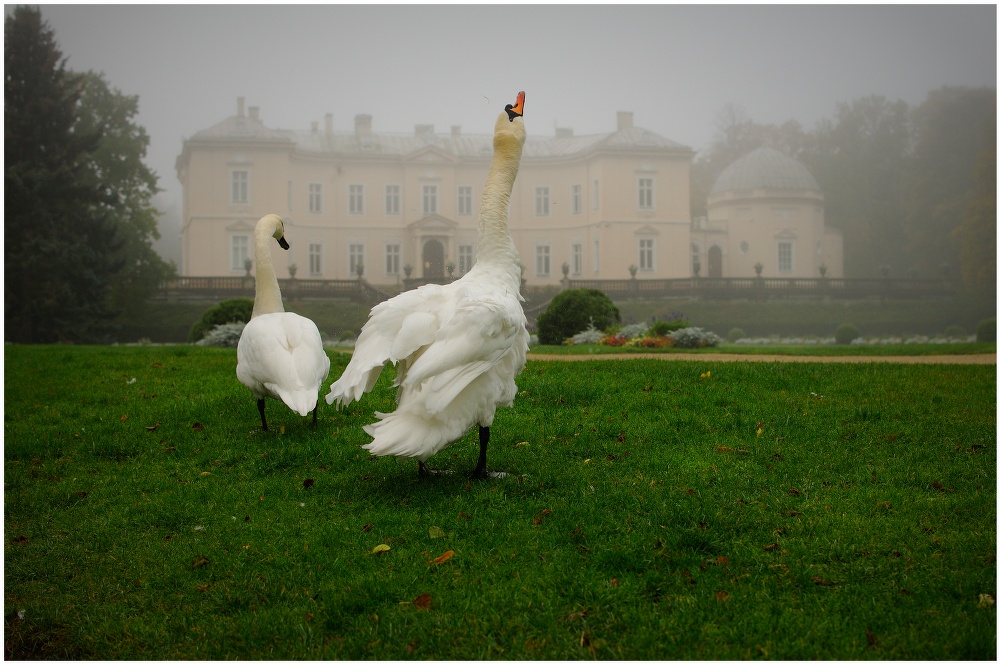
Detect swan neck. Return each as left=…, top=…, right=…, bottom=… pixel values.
left=476, top=135, right=523, bottom=266
left=252, top=228, right=284, bottom=318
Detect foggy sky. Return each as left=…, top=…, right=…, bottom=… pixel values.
left=20, top=3, right=999, bottom=235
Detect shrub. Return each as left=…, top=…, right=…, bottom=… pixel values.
left=727, top=327, right=747, bottom=343
left=195, top=322, right=246, bottom=347
left=570, top=319, right=604, bottom=345
left=976, top=318, right=996, bottom=343
left=668, top=327, right=722, bottom=349
left=616, top=322, right=650, bottom=340
left=629, top=336, right=673, bottom=349
left=835, top=323, right=861, bottom=345
left=650, top=319, right=689, bottom=337
left=536, top=289, right=620, bottom=346
left=189, top=298, right=254, bottom=342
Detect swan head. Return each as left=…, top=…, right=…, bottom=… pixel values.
left=494, top=91, right=526, bottom=147
left=259, top=213, right=290, bottom=250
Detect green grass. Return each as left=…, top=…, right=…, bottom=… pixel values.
left=530, top=342, right=996, bottom=357
left=4, top=346, right=996, bottom=659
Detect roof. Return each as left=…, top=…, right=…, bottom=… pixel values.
left=186, top=114, right=692, bottom=160
left=710, top=147, right=821, bottom=194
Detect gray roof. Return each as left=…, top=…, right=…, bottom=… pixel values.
left=187, top=114, right=691, bottom=160
left=710, top=147, right=821, bottom=194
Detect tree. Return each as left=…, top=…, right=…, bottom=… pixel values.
left=951, top=99, right=996, bottom=292
left=902, top=86, right=996, bottom=282
left=5, top=6, right=120, bottom=343
left=804, top=96, right=912, bottom=278
left=75, top=71, right=175, bottom=314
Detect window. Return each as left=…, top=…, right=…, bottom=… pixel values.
left=287, top=180, right=293, bottom=211
left=593, top=239, right=600, bottom=273
left=457, top=186, right=473, bottom=216
left=231, top=235, right=249, bottom=271
left=639, top=238, right=654, bottom=271
left=592, top=179, right=600, bottom=209
left=571, top=184, right=582, bottom=214
left=458, top=245, right=474, bottom=274
left=349, top=244, right=365, bottom=276
left=422, top=185, right=437, bottom=215
left=385, top=244, right=400, bottom=276
left=349, top=184, right=364, bottom=214
left=231, top=170, right=249, bottom=204
left=778, top=242, right=793, bottom=273
left=571, top=243, right=582, bottom=276
left=384, top=185, right=400, bottom=215
left=308, top=183, right=322, bottom=213
left=638, top=177, right=654, bottom=209
left=308, top=243, right=322, bottom=276
left=534, top=186, right=550, bottom=216
left=535, top=245, right=550, bottom=277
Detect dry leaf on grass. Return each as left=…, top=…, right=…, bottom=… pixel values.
left=430, top=550, right=454, bottom=565
left=428, top=526, right=445, bottom=539
left=533, top=508, right=553, bottom=525
left=372, top=544, right=390, bottom=554
left=191, top=554, right=210, bottom=569
left=413, top=593, right=432, bottom=611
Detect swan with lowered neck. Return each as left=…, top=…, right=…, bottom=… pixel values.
left=236, top=214, right=330, bottom=431
left=326, top=91, right=529, bottom=479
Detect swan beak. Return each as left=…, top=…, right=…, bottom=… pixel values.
left=504, top=91, right=525, bottom=122
left=278, top=237, right=290, bottom=250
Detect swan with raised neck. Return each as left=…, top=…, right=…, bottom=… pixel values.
left=250, top=213, right=289, bottom=319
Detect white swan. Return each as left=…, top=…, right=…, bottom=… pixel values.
left=327, top=91, right=529, bottom=478
left=236, top=214, right=331, bottom=431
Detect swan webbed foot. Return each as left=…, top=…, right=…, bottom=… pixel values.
left=257, top=398, right=268, bottom=432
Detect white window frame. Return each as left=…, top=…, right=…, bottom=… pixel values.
left=308, top=242, right=323, bottom=277
left=349, top=184, right=365, bottom=215
left=385, top=243, right=401, bottom=276
left=349, top=244, right=365, bottom=277
left=457, top=186, right=473, bottom=216
left=639, top=237, right=655, bottom=272
left=385, top=184, right=401, bottom=215
left=308, top=182, right=322, bottom=214
left=571, top=184, right=582, bottom=215
left=231, top=235, right=249, bottom=271
left=638, top=177, right=654, bottom=210
left=571, top=243, right=583, bottom=276
left=592, top=239, right=600, bottom=273
left=535, top=245, right=551, bottom=278
left=592, top=179, right=600, bottom=210
left=458, top=244, right=474, bottom=274
left=778, top=242, right=793, bottom=273
left=231, top=170, right=249, bottom=205
left=534, top=186, right=550, bottom=217
left=422, top=185, right=437, bottom=215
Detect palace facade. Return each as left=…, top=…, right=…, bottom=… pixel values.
left=176, top=98, right=841, bottom=288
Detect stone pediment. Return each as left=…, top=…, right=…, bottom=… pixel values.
left=634, top=224, right=660, bottom=235
left=226, top=219, right=256, bottom=232
left=408, top=214, right=458, bottom=232
left=404, top=145, right=460, bottom=163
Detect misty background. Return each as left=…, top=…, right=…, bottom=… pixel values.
left=28, top=4, right=997, bottom=269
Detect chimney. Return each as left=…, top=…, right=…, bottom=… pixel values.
left=248, top=106, right=259, bottom=122
left=451, top=125, right=461, bottom=137
left=237, top=96, right=245, bottom=117
left=617, top=111, right=634, bottom=131
left=325, top=113, right=333, bottom=136
left=415, top=124, right=434, bottom=136
left=555, top=127, right=574, bottom=138
left=355, top=114, right=372, bottom=135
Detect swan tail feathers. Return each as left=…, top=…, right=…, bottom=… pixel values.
left=361, top=410, right=467, bottom=462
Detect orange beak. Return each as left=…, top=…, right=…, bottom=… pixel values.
left=504, top=91, right=525, bottom=122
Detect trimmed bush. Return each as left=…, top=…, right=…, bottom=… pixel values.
left=188, top=298, right=254, bottom=342
left=195, top=322, right=246, bottom=348
left=976, top=318, right=996, bottom=343
left=835, top=323, right=861, bottom=345
left=727, top=327, right=747, bottom=343
left=536, top=289, right=620, bottom=346
left=668, top=327, right=722, bottom=349
left=650, top=319, right=689, bottom=337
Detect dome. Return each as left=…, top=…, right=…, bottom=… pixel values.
left=710, top=147, right=820, bottom=195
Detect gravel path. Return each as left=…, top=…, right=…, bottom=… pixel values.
left=527, top=352, right=996, bottom=365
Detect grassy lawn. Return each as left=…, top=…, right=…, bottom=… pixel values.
left=4, top=345, right=996, bottom=659
left=529, top=342, right=996, bottom=357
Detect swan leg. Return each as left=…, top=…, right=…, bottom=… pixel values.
left=419, top=461, right=431, bottom=476
left=471, top=426, right=490, bottom=479
left=312, top=407, right=318, bottom=429
left=257, top=398, right=268, bottom=432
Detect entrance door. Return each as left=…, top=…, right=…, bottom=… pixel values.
left=708, top=245, right=723, bottom=277
left=422, top=239, right=445, bottom=278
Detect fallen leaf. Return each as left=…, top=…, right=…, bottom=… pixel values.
left=192, top=554, right=210, bottom=569
left=715, top=591, right=730, bottom=601
left=361, top=523, right=374, bottom=532
left=533, top=508, right=553, bottom=525
left=609, top=577, right=620, bottom=587
left=812, top=576, right=833, bottom=586
left=145, top=423, right=159, bottom=431
left=866, top=631, right=878, bottom=648
left=430, top=550, right=454, bottom=565
left=515, top=442, right=529, bottom=448
left=303, top=478, right=315, bottom=489
left=763, top=543, right=780, bottom=551
left=788, top=488, right=802, bottom=497
left=151, top=362, right=163, bottom=369
left=413, top=593, right=432, bottom=611
left=978, top=593, right=995, bottom=608
left=200, top=471, right=212, bottom=477
left=783, top=510, right=802, bottom=517
left=192, top=422, right=205, bottom=431
left=457, top=512, right=471, bottom=521
left=428, top=526, right=445, bottom=539
left=196, top=584, right=211, bottom=592
left=715, top=446, right=733, bottom=453
left=372, top=544, right=390, bottom=554
left=120, top=414, right=128, bottom=422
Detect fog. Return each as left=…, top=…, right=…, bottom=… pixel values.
left=24, top=3, right=998, bottom=263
